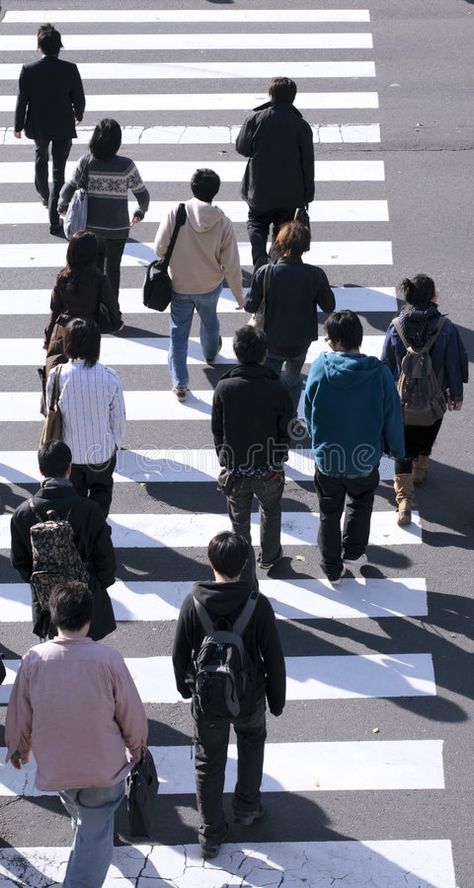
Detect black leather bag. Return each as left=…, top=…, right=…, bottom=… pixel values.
left=294, top=205, right=311, bottom=233
left=143, top=203, right=186, bottom=311
left=126, top=747, right=159, bottom=837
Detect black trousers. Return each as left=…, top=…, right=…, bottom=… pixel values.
left=247, top=206, right=296, bottom=266
left=34, top=138, right=72, bottom=226
left=313, top=466, right=379, bottom=579
left=69, top=454, right=116, bottom=518
left=395, top=419, right=443, bottom=474
left=95, top=236, right=126, bottom=299
left=193, top=698, right=266, bottom=845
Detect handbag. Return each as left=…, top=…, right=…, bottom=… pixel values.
left=294, top=204, right=311, bottom=233
left=143, top=203, right=186, bottom=311
left=39, top=365, right=62, bottom=446
left=63, top=156, right=90, bottom=241
left=126, top=747, right=159, bottom=837
left=248, top=263, right=272, bottom=332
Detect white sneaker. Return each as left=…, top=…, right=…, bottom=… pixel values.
left=328, top=567, right=347, bottom=587
left=343, top=554, right=368, bottom=566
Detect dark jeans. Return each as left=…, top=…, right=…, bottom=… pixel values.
left=247, top=207, right=296, bottom=266
left=95, top=236, right=126, bottom=299
left=313, top=466, right=379, bottom=579
left=70, top=454, right=116, bottom=517
left=34, top=138, right=72, bottom=226
left=395, top=419, right=443, bottom=473
left=265, top=350, right=307, bottom=417
left=222, top=471, right=285, bottom=589
left=194, top=697, right=266, bottom=845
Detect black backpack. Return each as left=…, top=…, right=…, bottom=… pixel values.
left=192, top=592, right=259, bottom=720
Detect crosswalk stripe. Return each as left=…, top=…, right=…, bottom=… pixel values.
left=0, top=61, right=377, bottom=81
left=0, top=286, right=398, bottom=315
left=0, top=92, right=379, bottom=113
left=0, top=577, right=428, bottom=623
left=0, top=511, right=422, bottom=550
left=0, top=740, right=444, bottom=796
left=4, top=10, right=372, bottom=24
left=1, top=33, right=374, bottom=52
left=0, top=199, right=390, bottom=225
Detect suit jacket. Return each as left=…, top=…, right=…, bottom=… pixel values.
left=15, top=56, right=85, bottom=140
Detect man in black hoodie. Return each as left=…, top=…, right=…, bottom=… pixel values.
left=236, top=76, right=314, bottom=269
left=172, top=531, right=286, bottom=859
left=211, top=326, right=294, bottom=587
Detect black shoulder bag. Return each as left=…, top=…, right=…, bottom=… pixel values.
left=126, top=747, right=160, bottom=837
left=143, top=203, right=186, bottom=311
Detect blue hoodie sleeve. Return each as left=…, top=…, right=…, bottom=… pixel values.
left=381, top=365, right=405, bottom=458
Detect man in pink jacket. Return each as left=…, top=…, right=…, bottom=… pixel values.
left=5, top=582, right=148, bottom=888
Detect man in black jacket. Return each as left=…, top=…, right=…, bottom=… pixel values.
left=10, top=441, right=116, bottom=641
left=236, top=77, right=314, bottom=269
left=172, top=531, right=286, bottom=859
left=212, top=327, right=293, bottom=587
left=14, top=23, right=85, bottom=235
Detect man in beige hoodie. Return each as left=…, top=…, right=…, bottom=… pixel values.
left=154, top=168, right=244, bottom=401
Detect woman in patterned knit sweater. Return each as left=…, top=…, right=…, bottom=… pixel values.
left=59, top=118, right=150, bottom=302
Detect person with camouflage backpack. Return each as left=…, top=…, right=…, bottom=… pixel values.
left=382, top=274, right=468, bottom=525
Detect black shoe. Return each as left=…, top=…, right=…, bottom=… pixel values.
left=253, top=254, right=269, bottom=273
left=233, top=804, right=265, bottom=826
left=49, top=223, right=64, bottom=237
left=199, top=823, right=228, bottom=860
left=206, top=335, right=222, bottom=365
left=258, top=547, right=283, bottom=571
left=41, top=198, right=48, bottom=208
left=289, top=418, right=308, bottom=441
left=326, top=567, right=348, bottom=587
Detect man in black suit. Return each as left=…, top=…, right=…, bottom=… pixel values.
left=14, top=23, right=85, bottom=235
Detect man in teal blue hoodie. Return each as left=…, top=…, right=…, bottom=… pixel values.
left=304, top=310, right=404, bottom=584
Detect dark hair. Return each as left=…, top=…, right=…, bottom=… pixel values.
left=64, top=317, right=100, bottom=367
left=38, top=441, right=72, bottom=478
left=64, top=230, right=97, bottom=275
left=208, top=531, right=249, bottom=578
left=190, top=168, right=221, bottom=203
left=49, top=582, right=93, bottom=632
left=268, top=76, right=297, bottom=104
left=233, top=326, right=267, bottom=364
left=89, top=119, right=122, bottom=160
left=37, top=23, right=62, bottom=55
left=325, top=310, right=363, bottom=350
left=398, top=274, right=436, bottom=308
left=272, top=221, right=311, bottom=262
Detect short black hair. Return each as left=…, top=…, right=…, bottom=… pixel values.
left=37, top=23, right=62, bottom=56
left=49, top=582, right=93, bottom=632
left=208, top=531, right=249, bottom=578
left=398, top=274, right=436, bottom=308
left=325, top=310, right=363, bottom=350
left=66, top=230, right=97, bottom=272
left=268, top=77, right=297, bottom=104
left=233, top=326, right=267, bottom=364
left=89, top=119, right=122, bottom=161
left=38, top=441, right=72, bottom=478
left=190, top=168, right=221, bottom=203
left=64, top=317, right=101, bottom=367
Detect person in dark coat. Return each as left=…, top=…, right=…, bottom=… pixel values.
left=14, top=23, right=85, bottom=235
left=10, top=441, right=116, bottom=641
left=236, top=77, right=314, bottom=269
left=245, top=221, right=335, bottom=421
left=211, top=327, right=293, bottom=588
left=382, top=274, right=468, bottom=525
left=172, top=531, right=286, bottom=860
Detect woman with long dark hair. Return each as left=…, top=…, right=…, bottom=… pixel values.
left=382, top=274, right=468, bottom=525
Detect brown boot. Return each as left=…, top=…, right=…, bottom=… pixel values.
left=412, top=455, right=429, bottom=485
left=394, top=474, right=414, bottom=525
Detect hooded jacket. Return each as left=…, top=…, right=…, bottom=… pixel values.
left=212, top=363, right=294, bottom=471
left=172, top=579, right=286, bottom=717
left=236, top=101, right=314, bottom=211
left=154, top=198, right=243, bottom=302
left=304, top=352, right=405, bottom=476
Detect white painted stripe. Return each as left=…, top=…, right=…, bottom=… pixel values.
left=0, top=577, right=428, bottom=623
left=0, top=123, right=382, bottom=145
left=0, top=740, right=444, bottom=795
left=0, top=159, right=385, bottom=184
left=4, top=10, right=372, bottom=24
left=0, top=240, right=393, bottom=269
left=0, top=92, right=379, bottom=113
left=0, top=335, right=386, bottom=366
left=1, top=33, right=374, bottom=52
left=0, top=286, right=397, bottom=315
left=0, top=61, right=376, bottom=81
left=0, top=841, right=457, bottom=888
left=0, top=199, right=389, bottom=225
left=0, top=511, right=422, bottom=551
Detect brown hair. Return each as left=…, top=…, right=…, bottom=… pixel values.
left=268, top=77, right=297, bottom=104
left=272, top=221, right=311, bottom=262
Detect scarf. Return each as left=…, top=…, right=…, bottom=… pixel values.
left=397, top=303, right=441, bottom=349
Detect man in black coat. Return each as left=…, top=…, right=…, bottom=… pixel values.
left=211, top=326, right=293, bottom=588
left=10, top=441, right=116, bottom=641
left=14, top=23, right=85, bottom=235
left=236, top=76, right=314, bottom=269
left=172, top=531, right=286, bottom=859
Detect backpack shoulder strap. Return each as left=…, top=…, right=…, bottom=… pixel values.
left=423, top=316, right=446, bottom=353
left=392, top=317, right=410, bottom=351
left=232, top=591, right=259, bottom=636
left=193, top=597, right=215, bottom=635
left=28, top=498, right=45, bottom=525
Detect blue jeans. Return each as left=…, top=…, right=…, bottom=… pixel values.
left=265, top=350, right=308, bottom=416
left=168, top=285, right=222, bottom=388
left=59, top=781, right=125, bottom=888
